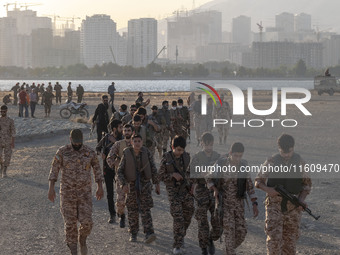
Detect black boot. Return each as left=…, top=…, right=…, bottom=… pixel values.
left=120, top=214, right=126, bottom=228
left=108, top=214, right=116, bottom=224
left=67, top=243, right=77, bottom=255
left=201, top=248, right=208, bottom=255
left=208, top=238, right=215, bottom=255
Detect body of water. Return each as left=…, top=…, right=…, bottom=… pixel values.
left=0, top=79, right=314, bottom=92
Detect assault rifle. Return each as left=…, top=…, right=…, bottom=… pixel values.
left=275, top=185, right=320, bottom=220
left=166, top=156, right=202, bottom=206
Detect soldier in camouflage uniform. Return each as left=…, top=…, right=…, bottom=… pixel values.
left=96, top=120, right=123, bottom=224
left=42, top=87, right=54, bottom=118
left=192, top=95, right=202, bottom=145
left=54, top=82, right=63, bottom=104
left=107, top=124, right=134, bottom=228
left=136, top=107, right=160, bottom=156
left=150, top=105, right=166, bottom=159
left=177, top=99, right=189, bottom=140
left=169, top=101, right=182, bottom=140
left=255, top=134, right=312, bottom=255
left=158, top=101, right=171, bottom=155
left=48, top=129, right=104, bottom=255
left=208, top=142, right=258, bottom=255
left=122, top=104, right=137, bottom=125
left=158, top=135, right=194, bottom=255
left=0, top=105, right=15, bottom=178
left=191, top=132, right=221, bottom=255
left=117, top=134, right=160, bottom=243
left=213, top=94, right=232, bottom=144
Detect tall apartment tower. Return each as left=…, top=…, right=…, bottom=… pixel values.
left=275, top=12, right=295, bottom=32
left=232, top=15, right=251, bottom=45
left=127, top=18, right=157, bottom=67
left=294, top=13, right=312, bottom=32
left=81, top=15, right=117, bottom=67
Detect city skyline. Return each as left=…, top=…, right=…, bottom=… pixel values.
left=0, top=0, right=211, bottom=30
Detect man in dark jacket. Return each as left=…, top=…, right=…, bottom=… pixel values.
left=93, top=95, right=110, bottom=142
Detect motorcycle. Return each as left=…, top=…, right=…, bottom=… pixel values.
left=59, top=100, right=89, bottom=119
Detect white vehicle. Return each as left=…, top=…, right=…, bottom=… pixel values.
left=59, top=100, right=89, bottom=119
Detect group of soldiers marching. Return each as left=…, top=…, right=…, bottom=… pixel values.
left=45, top=89, right=313, bottom=255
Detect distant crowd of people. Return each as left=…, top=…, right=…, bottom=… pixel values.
left=4, top=81, right=86, bottom=118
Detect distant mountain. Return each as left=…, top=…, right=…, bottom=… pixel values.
left=198, top=0, right=340, bottom=33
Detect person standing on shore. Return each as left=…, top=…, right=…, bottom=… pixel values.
left=48, top=129, right=104, bottom=255
left=40, top=84, right=45, bottom=105
left=11, top=82, right=20, bottom=105
left=42, top=87, right=54, bottom=118
left=255, top=134, right=312, bottom=255
left=67, top=82, right=73, bottom=103
left=54, top=82, right=63, bottom=104
left=18, top=87, right=29, bottom=118
left=76, top=84, right=85, bottom=103
left=29, top=89, right=38, bottom=118
left=93, top=95, right=110, bottom=142
left=108, top=82, right=116, bottom=106
left=0, top=105, right=15, bottom=178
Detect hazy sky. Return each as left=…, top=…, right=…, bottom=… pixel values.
left=0, top=0, right=211, bottom=29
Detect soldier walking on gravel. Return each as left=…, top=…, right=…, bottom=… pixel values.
left=117, top=134, right=160, bottom=243
left=48, top=129, right=104, bottom=255
left=208, top=142, right=258, bottom=255
left=191, top=132, right=221, bottom=255
left=255, top=134, right=312, bottom=255
left=158, top=135, right=194, bottom=255
left=107, top=124, right=134, bottom=228
left=0, top=105, right=15, bottom=178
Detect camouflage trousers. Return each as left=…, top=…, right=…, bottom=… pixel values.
left=115, top=178, right=126, bottom=216
left=44, top=103, right=52, bottom=114
left=194, top=185, right=221, bottom=249
left=193, top=115, right=202, bottom=141
left=223, top=196, right=247, bottom=255
left=155, top=132, right=163, bottom=154
left=160, top=128, right=170, bottom=151
left=217, top=125, right=230, bottom=144
left=60, top=192, right=93, bottom=244
left=265, top=196, right=302, bottom=255
left=166, top=185, right=195, bottom=248
left=0, top=143, right=12, bottom=167
left=126, top=181, right=154, bottom=235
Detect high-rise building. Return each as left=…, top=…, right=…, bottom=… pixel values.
left=127, top=18, right=157, bottom=68
left=250, top=41, right=322, bottom=69
left=167, top=11, right=222, bottom=63
left=117, top=32, right=128, bottom=66
left=232, top=15, right=251, bottom=45
left=294, top=13, right=312, bottom=32
left=31, top=28, right=53, bottom=67
left=0, top=17, right=17, bottom=66
left=275, top=12, right=295, bottom=33
left=7, top=9, right=51, bottom=35
left=81, top=15, right=117, bottom=67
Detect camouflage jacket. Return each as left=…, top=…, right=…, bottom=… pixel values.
left=49, top=144, right=103, bottom=195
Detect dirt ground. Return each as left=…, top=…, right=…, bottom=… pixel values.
left=0, top=91, right=339, bottom=254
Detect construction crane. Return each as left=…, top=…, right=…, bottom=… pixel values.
left=257, top=21, right=263, bottom=42
left=151, top=46, right=166, bottom=64
left=314, top=26, right=332, bottom=42
left=3, top=3, right=18, bottom=12
left=20, top=3, right=42, bottom=10
left=109, top=46, right=117, bottom=64
left=57, top=16, right=81, bottom=30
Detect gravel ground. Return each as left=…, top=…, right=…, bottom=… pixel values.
left=0, top=92, right=339, bottom=255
